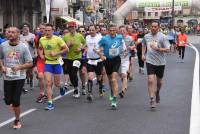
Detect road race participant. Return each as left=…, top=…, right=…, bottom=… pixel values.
left=20, top=24, right=35, bottom=91
left=63, top=21, right=86, bottom=98
left=38, top=24, right=68, bottom=110
left=118, top=25, right=134, bottom=98
left=35, top=23, right=47, bottom=103
left=127, top=25, right=137, bottom=81
left=98, top=24, right=126, bottom=109
left=177, top=28, right=188, bottom=63
left=0, top=27, right=33, bottom=129
left=142, top=21, right=170, bottom=109
left=86, top=25, right=103, bottom=101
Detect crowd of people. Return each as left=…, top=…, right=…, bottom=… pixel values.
left=0, top=21, right=188, bottom=129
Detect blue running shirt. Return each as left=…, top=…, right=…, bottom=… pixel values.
left=98, top=35, right=124, bottom=59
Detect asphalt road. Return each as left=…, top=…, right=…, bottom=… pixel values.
left=0, top=42, right=198, bottom=134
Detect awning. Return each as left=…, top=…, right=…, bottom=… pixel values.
left=60, top=16, right=83, bottom=26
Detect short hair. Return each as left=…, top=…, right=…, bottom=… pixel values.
left=109, top=24, right=117, bottom=29
left=151, top=21, right=160, bottom=27
left=45, top=23, right=53, bottom=29
left=88, top=25, right=96, bottom=29
left=119, top=25, right=125, bottom=29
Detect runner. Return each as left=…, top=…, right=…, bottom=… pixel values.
left=35, top=23, right=47, bottom=103
left=177, top=28, right=188, bottom=63
left=98, top=24, right=126, bottom=109
left=20, top=24, right=35, bottom=91
left=63, top=21, right=86, bottom=98
left=136, top=28, right=145, bottom=74
left=38, top=24, right=68, bottom=110
left=0, top=27, right=33, bottom=129
left=78, top=26, right=88, bottom=95
left=127, top=25, right=137, bottom=81
left=86, top=25, right=104, bottom=101
left=142, top=21, right=170, bottom=109
left=118, top=25, right=134, bottom=98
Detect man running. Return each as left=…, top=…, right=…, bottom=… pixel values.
left=142, top=21, right=170, bottom=109
left=20, top=24, right=35, bottom=91
left=98, top=24, right=126, bottom=109
left=0, top=27, right=33, bottom=129
left=35, top=23, right=47, bottom=103
left=38, top=24, right=68, bottom=110
left=118, top=25, right=134, bottom=98
left=63, top=21, right=86, bottom=98
left=86, top=25, right=104, bottom=101
left=177, top=28, right=188, bottom=63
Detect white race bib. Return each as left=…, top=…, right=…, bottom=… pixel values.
left=88, top=60, right=98, bottom=66
left=138, top=38, right=143, bottom=43
left=109, top=48, right=119, bottom=57
left=58, top=57, right=64, bottom=66
left=6, top=68, right=20, bottom=78
left=73, top=60, right=81, bottom=68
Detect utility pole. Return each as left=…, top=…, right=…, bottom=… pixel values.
left=171, top=0, right=175, bottom=27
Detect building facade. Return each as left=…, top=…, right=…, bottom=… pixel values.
left=0, top=0, right=45, bottom=31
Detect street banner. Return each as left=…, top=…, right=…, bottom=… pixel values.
left=144, top=6, right=182, bottom=12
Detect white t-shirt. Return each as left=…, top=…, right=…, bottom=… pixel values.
left=86, top=34, right=102, bottom=59
left=20, top=33, right=35, bottom=57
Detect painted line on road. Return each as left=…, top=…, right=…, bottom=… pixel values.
left=0, top=89, right=74, bottom=128
left=187, top=44, right=200, bottom=134
left=53, top=89, right=74, bottom=101
left=0, top=109, right=37, bottom=127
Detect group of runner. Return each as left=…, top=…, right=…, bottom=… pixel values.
left=0, top=20, right=188, bottom=129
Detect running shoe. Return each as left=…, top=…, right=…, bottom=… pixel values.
left=111, top=97, right=117, bottom=109
left=150, top=97, right=156, bottom=109
left=73, top=89, right=80, bottom=98
left=87, top=94, right=93, bottom=102
left=82, top=86, right=87, bottom=95
left=99, top=89, right=105, bottom=97
left=45, top=102, right=54, bottom=110
left=13, top=120, right=22, bottom=129
left=36, top=94, right=44, bottom=103
left=60, top=87, right=66, bottom=96
left=119, top=91, right=125, bottom=98
left=22, top=88, right=28, bottom=94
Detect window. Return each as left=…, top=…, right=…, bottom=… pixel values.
left=148, top=12, right=151, bottom=16
left=155, top=12, right=158, bottom=16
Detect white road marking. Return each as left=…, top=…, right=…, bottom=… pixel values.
left=188, top=44, right=200, bottom=134
left=0, top=89, right=74, bottom=128
left=53, top=89, right=74, bottom=101
left=0, top=109, right=36, bottom=127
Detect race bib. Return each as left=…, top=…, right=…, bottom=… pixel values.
left=109, top=48, right=119, bottom=57
left=88, top=60, right=98, bottom=66
left=138, top=38, right=143, bottom=43
left=58, top=57, right=64, bottom=66
left=6, top=68, right=20, bottom=78
left=73, top=60, right=81, bottom=68
left=148, top=40, right=158, bottom=51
